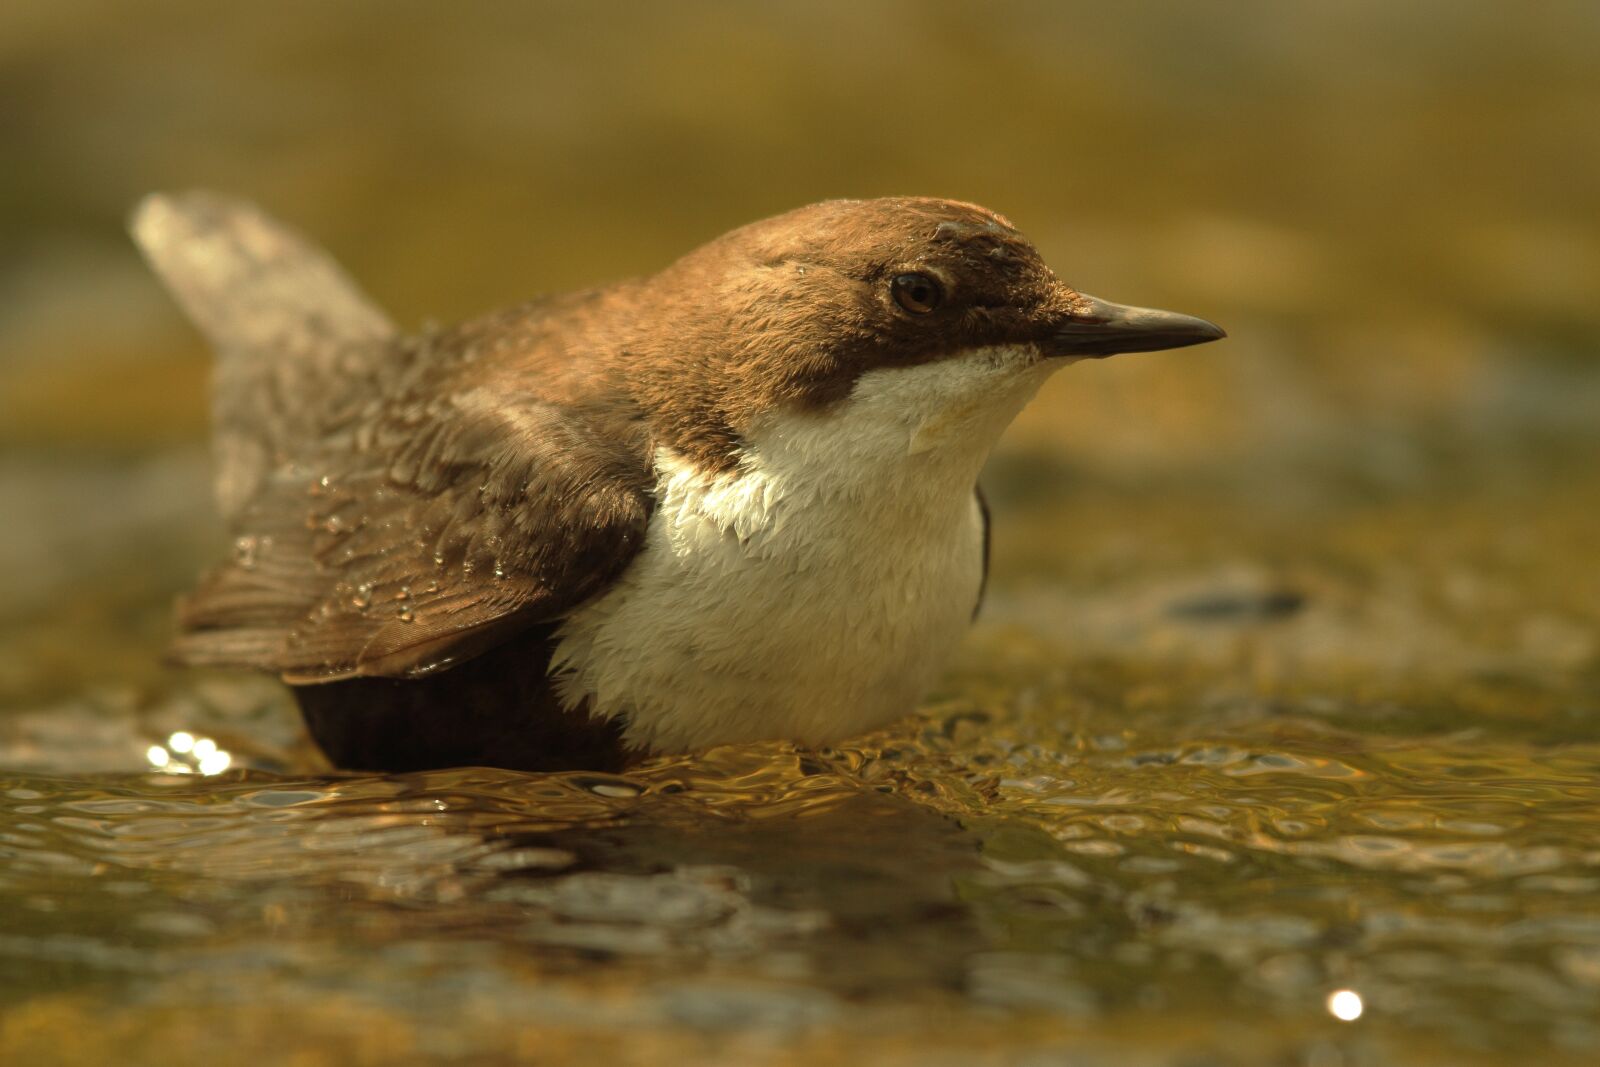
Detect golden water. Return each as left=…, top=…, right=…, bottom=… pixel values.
left=3, top=476, right=1597, bottom=1066
left=3, top=3, right=1599, bottom=1063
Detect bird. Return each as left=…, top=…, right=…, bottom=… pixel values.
left=132, top=192, right=1223, bottom=774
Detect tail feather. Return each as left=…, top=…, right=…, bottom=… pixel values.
left=130, top=191, right=396, bottom=355
left=130, top=191, right=399, bottom=517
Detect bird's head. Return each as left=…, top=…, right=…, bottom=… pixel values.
left=628, top=197, right=1224, bottom=469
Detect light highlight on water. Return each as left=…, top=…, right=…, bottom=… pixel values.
left=1327, top=989, right=1364, bottom=1022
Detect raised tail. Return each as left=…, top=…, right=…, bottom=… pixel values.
left=130, top=192, right=399, bottom=516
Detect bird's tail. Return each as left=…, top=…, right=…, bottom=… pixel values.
left=129, top=191, right=398, bottom=516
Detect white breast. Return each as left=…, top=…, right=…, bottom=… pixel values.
left=550, top=346, right=1055, bottom=753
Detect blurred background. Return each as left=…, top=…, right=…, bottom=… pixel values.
left=4, top=0, right=1597, bottom=710
left=3, top=0, right=1597, bottom=707
left=2, top=3, right=1598, bottom=1064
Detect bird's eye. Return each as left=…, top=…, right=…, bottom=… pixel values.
left=891, top=272, right=943, bottom=315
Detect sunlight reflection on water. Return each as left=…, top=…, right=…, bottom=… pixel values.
left=2, top=690, right=1598, bottom=1064
left=2, top=3, right=1598, bottom=1060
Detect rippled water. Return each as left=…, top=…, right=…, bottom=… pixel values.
left=4, top=522, right=1598, bottom=1067
left=5, top=3, right=1600, bottom=1062
left=4, top=453, right=1600, bottom=1067
left=4, top=408, right=1598, bottom=1067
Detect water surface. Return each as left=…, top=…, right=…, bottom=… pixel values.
left=3, top=3, right=1599, bottom=1063
left=3, top=462, right=1598, bottom=1066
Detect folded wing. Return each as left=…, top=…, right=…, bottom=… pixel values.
left=173, top=387, right=652, bottom=682
left=134, top=192, right=653, bottom=682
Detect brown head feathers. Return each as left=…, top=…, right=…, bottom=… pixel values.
left=616, top=197, right=1091, bottom=465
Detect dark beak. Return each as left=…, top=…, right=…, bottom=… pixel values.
left=1049, top=293, right=1226, bottom=358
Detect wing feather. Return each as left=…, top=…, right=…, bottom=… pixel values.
left=175, top=385, right=652, bottom=682
left=140, top=193, right=654, bottom=684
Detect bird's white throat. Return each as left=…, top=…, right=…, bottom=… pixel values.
left=550, top=346, right=1056, bottom=752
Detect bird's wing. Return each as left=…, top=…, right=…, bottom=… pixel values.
left=171, top=378, right=655, bottom=683
left=134, top=192, right=654, bottom=683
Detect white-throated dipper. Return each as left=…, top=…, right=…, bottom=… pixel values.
left=133, top=193, right=1224, bottom=773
